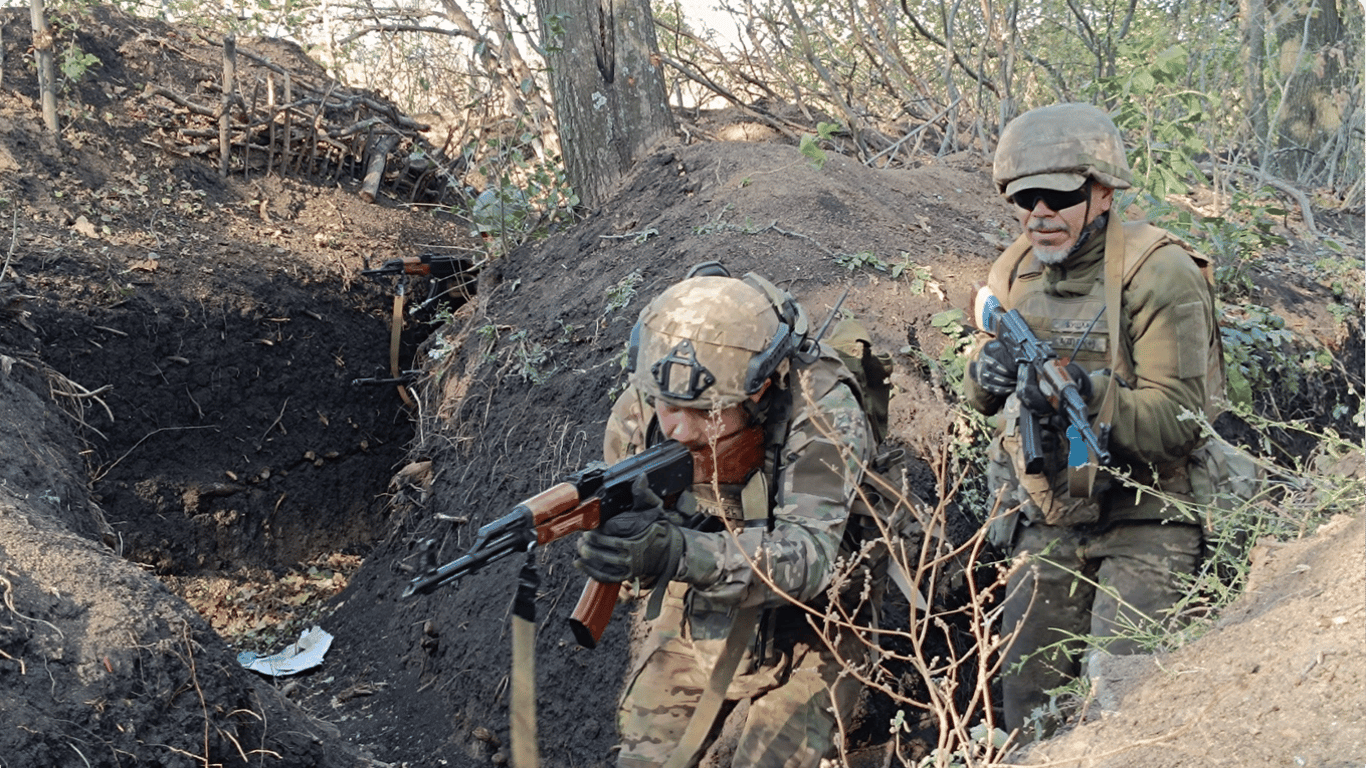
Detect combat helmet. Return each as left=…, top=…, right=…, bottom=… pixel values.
left=993, top=103, right=1133, bottom=198
left=628, top=271, right=808, bottom=410
left=470, top=186, right=529, bottom=237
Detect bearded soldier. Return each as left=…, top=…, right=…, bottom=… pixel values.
left=573, top=268, right=877, bottom=768
left=963, top=103, right=1222, bottom=740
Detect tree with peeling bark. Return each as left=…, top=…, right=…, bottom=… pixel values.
left=532, top=0, right=676, bottom=208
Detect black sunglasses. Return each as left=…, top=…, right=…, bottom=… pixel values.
left=1009, top=184, right=1090, bottom=211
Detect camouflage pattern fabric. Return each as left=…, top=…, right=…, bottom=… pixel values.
left=631, top=276, right=785, bottom=410
left=604, top=353, right=873, bottom=767
left=999, top=519, right=1202, bottom=737
left=616, top=582, right=865, bottom=768
left=992, top=102, right=1133, bottom=195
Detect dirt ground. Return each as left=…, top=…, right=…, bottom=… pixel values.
left=0, top=7, right=1362, bottom=768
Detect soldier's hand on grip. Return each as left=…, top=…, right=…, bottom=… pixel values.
left=1018, top=362, right=1093, bottom=415
left=574, top=476, right=684, bottom=587
left=969, top=339, right=1018, bottom=397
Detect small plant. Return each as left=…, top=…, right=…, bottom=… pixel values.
left=59, top=42, right=100, bottom=89
left=892, top=255, right=945, bottom=298
left=605, top=270, right=643, bottom=315
left=798, top=121, right=840, bottom=170
left=506, top=328, right=555, bottom=384
left=833, top=250, right=888, bottom=272
left=693, top=204, right=735, bottom=235
left=475, top=322, right=501, bottom=361
left=555, top=319, right=580, bottom=343
left=1219, top=304, right=1298, bottom=409
left=912, top=308, right=976, bottom=391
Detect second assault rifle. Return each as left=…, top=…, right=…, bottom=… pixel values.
left=978, top=292, right=1111, bottom=473
left=361, top=252, right=472, bottom=280
left=402, top=439, right=693, bottom=648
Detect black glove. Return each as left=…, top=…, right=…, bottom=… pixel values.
left=968, top=340, right=1017, bottom=397
left=574, top=477, right=684, bottom=586
left=1019, top=362, right=1093, bottom=415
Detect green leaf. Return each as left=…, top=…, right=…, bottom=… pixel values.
left=799, top=134, right=828, bottom=170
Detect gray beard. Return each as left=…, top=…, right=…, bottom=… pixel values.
left=1034, top=213, right=1108, bottom=265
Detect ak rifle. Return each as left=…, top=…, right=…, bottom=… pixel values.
left=981, top=302, right=1111, bottom=472
left=402, top=439, right=693, bottom=648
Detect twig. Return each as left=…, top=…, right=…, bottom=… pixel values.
left=92, top=425, right=220, bottom=483
left=0, top=646, right=25, bottom=674
left=0, top=574, right=64, bottom=639
left=1197, top=161, right=1325, bottom=241
left=261, top=397, right=290, bottom=442
left=0, top=206, right=17, bottom=286
left=66, top=744, right=91, bottom=768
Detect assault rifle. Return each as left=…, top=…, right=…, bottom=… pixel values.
left=980, top=299, right=1111, bottom=473
left=402, top=439, right=693, bottom=648
left=362, top=252, right=471, bottom=280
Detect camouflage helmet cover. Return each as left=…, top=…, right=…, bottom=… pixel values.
left=630, top=276, right=790, bottom=409
left=993, top=103, right=1133, bottom=197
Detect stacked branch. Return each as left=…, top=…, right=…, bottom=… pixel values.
left=139, top=35, right=466, bottom=208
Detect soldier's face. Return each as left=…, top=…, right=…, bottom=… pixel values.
left=655, top=400, right=750, bottom=450
left=1014, top=183, right=1113, bottom=263
left=655, top=386, right=766, bottom=451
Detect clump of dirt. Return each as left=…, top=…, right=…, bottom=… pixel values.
left=0, top=6, right=1361, bottom=768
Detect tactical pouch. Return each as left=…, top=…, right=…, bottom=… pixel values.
left=1188, top=438, right=1263, bottom=540
left=996, top=398, right=1101, bottom=528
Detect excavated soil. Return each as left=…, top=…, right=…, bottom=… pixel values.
left=0, top=7, right=1361, bottom=768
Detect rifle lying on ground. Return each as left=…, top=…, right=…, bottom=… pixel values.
left=361, top=252, right=472, bottom=279
left=979, top=295, right=1111, bottom=473
left=402, top=439, right=693, bottom=648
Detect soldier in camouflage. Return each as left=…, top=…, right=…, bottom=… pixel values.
left=574, top=271, right=874, bottom=768
left=963, top=103, right=1221, bottom=740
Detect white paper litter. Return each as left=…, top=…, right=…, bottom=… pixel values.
left=237, top=625, right=333, bottom=677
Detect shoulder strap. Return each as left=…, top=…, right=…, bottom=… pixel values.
left=986, top=232, right=1036, bottom=301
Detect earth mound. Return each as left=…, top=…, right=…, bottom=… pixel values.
left=0, top=6, right=1361, bottom=768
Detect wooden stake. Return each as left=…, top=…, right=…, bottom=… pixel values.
left=219, top=35, right=237, bottom=177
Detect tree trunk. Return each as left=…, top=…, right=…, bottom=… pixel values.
left=1241, top=0, right=1268, bottom=144
left=1266, top=0, right=1352, bottom=182
left=29, top=0, right=57, bottom=134
left=533, top=0, right=675, bottom=208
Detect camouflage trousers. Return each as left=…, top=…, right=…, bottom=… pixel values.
left=616, top=601, right=865, bottom=768
left=999, top=519, right=1202, bottom=739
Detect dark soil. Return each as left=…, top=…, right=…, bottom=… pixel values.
left=0, top=6, right=1361, bottom=768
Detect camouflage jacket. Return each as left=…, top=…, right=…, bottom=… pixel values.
left=604, top=352, right=872, bottom=610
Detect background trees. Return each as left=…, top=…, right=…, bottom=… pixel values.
left=49, top=0, right=1361, bottom=219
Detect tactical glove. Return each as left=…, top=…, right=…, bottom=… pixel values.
left=1018, top=362, right=1093, bottom=415
left=574, top=476, right=684, bottom=587
left=968, top=339, right=1018, bottom=397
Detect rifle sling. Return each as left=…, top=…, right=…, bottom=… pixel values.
left=390, top=285, right=415, bottom=408
left=662, top=604, right=761, bottom=768
left=510, top=554, right=540, bottom=768
left=1070, top=212, right=1126, bottom=498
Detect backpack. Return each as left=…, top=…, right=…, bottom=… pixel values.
left=818, top=314, right=928, bottom=610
